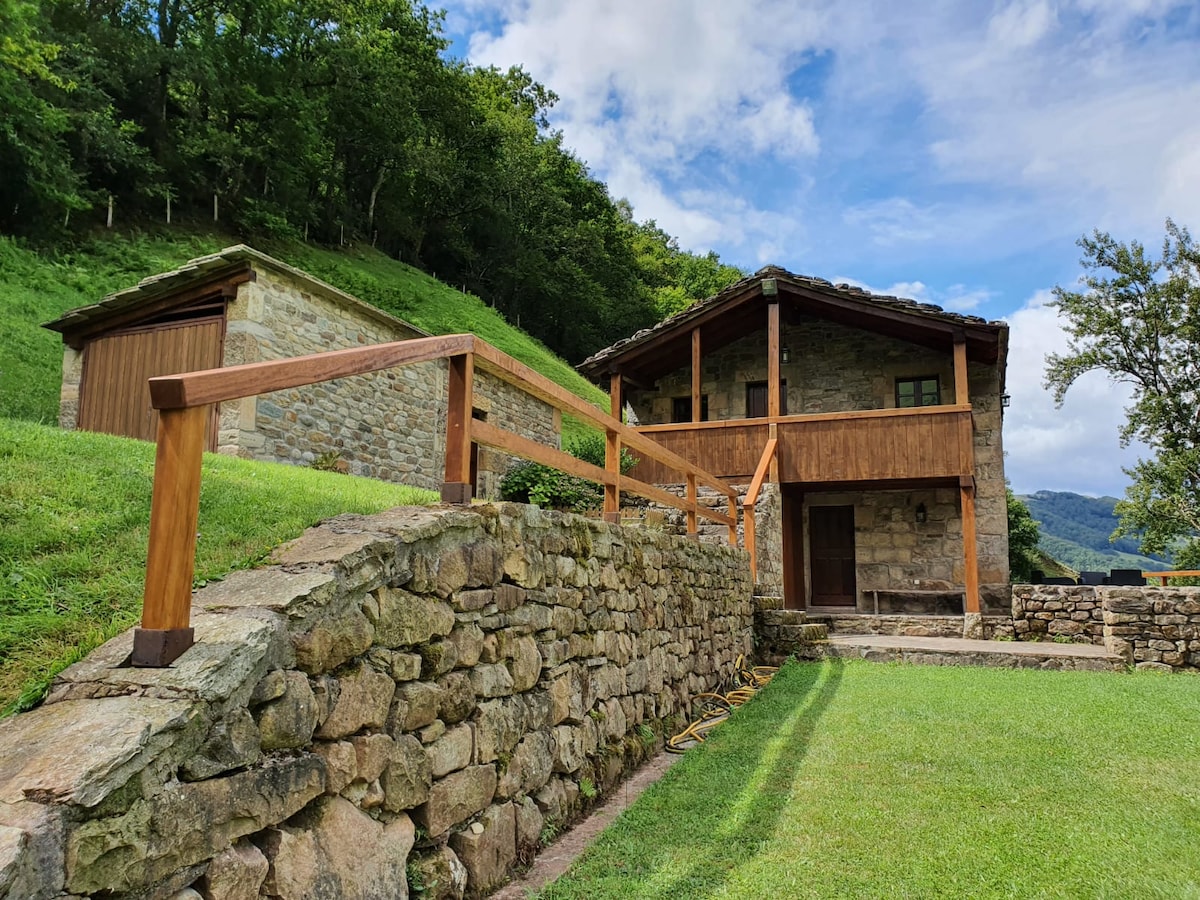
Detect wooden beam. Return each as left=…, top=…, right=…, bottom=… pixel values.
left=610, top=372, right=623, bottom=421
left=150, top=333, right=476, bottom=409
left=727, top=494, right=738, bottom=546
left=961, top=483, right=980, bottom=614
left=744, top=438, right=778, bottom=510
left=135, top=405, right=207, bottom=666
left=768, top=302, right=781, bottom=418
left=635, top=403, right=973, bottom=433
left=443, top=352, right=475, bottom=502
left=604, top=427, right=620, bottom=522
left=686, top=474, right=698, bottom=536
left=471, top=420, right=734, bottom=526
left=745, top=505, right=757, bottom=580
left=691, top=328, right=702, bottom=423
left=954, top=337, right=969, bottom=406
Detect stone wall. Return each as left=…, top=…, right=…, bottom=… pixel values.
left=223, top=267, right=559, bottom=495
left=0, top=503, right=753, bottom=900
left=1012, top=584, right=1200, bottom=671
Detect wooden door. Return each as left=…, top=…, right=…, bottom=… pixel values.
left=746, top=380, right=786, bottom=418
left=809, top=505, right=857, bottom=607
left=79, top=316, right=224, bottom=449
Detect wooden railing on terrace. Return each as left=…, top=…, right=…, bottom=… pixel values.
left=630, top=405, right=975, bottom=483
left=133, top=334, right=739, bottom=667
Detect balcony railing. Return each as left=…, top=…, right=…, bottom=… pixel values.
left=631, top=404, right=975, bottom=484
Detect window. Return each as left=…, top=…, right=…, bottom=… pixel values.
left=896, top=376, right=940, bottom=408
left=746, top=381, right=787, bottom=418
left=672, top=395, right=708, bottom=423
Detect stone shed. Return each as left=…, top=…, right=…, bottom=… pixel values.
left=45, top=245, right=559, bottom=495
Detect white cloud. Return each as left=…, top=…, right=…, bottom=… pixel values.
left=1001, top=290, right=1145, bottom=496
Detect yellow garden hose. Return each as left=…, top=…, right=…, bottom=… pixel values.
left=666, top=656, right=779, bottom=753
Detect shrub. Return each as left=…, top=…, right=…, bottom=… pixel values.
left=499, top=434, right=639, bottom=512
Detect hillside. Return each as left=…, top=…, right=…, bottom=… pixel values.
left=1020, top=490, right=1168, bottom=574
left=0, top=230, right=608, bottom=440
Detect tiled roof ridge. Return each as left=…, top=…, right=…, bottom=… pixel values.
left=579, top=264, right=1005, bottom=371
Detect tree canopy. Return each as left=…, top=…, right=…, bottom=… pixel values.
left=0, top=0, right=743, bottom=363
left=1045, top=220, right=1200, bottom=560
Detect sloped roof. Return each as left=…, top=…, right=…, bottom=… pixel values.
left=44, top=244, right=430, bottom=340
left=578, top=265, right=1007, bottom=382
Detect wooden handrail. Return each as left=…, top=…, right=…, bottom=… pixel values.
left=1143, top=570, right=1200, bottom=585
left=634, top=403, right=973, bottom=433
left=136, top=333, right=741, bottom=666
left=743, top=438, right=778, bottom=583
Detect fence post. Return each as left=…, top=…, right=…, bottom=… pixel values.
left=603, top=428, right=620, bottom=523
left=728, top=493, right=738, bottom=546
left=442, top=352, right=475, bottom=503
left=686, top=474, right=698, bottom=538
left=134, top=405, right=207, bottom=666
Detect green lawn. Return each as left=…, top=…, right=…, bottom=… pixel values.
left=541, top=660, right=1200, bottom=899
left=0, top=418, right=436, bottom=715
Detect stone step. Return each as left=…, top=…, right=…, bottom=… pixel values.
left=808, top=634, right=1125, bottom=672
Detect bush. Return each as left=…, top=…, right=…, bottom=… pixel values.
left=499, top=434, right=639, bottom=512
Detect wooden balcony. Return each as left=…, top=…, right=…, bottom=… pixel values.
left=630, top=404, right=975, bottom=486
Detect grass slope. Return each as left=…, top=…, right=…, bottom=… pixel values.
left=0, top=419, right=436, bottom=714
left=542, top=660, right=1200, bottom=900
left=0, top=230, right=608, bottom=440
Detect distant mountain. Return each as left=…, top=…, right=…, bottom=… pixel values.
left=1019, top=490, right=1170, bottom=575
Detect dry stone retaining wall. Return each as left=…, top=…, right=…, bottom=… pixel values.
left=1012, top=584, right=1200, bottom=671
left=0, top=503, right=753, bottom=900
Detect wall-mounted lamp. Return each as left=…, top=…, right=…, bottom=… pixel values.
left=781, top=344, right=791, bottom=364
left=915, top=502, right=928, bottom=524
left=1001, top=393, right=1011, bottom=408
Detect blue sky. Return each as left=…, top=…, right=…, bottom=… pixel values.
left=439, top=0, right=1200, bottom=497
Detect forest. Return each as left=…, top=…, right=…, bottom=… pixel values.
left=0, top=0, right=743, bottom=363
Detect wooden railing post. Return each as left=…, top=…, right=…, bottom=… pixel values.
left=134, top=405, right=208, bottom=666
left=961, top=476, right=980, bottom=614
left=686, top=473, right=698, bottom=538
left=603, top=427, right=620, bottom=523
left=442, top=352, right=475, bottom=503
left=727, top=494, right=738, bottom=546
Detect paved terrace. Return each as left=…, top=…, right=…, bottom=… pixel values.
left=823, top=633, right=1124, bottom=671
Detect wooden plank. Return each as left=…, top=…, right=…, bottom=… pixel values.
left=686, top=474, right=698, bottom=535
left=604, top=427, right=620, bottom=520
left=141, top=405, right=208, bottom=631
left=768, top=302, right=781, bottom=418
left=745, top=505, right=757, bottom=580
left=954, top=338, right=969, bottom=406
left=745, top=438, right=779, bottom=508
left=636, top=403, right=972, bottom=432
left=472, top=420, right=734, bottom=525
left=149, top=333, right=477, bottom=409
left=961, top=483, right=980, bottom=614
left=472, top=340, right=736, bottom=498
left=610, top=373, right=623, bottom=420
left=443, top=353, right=475, bottom=494
left=691, top=328, right=701, bottom=423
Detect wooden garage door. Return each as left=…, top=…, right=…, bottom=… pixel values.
left=78, top=317, right=224, bottom=448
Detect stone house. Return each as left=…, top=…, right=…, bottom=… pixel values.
left=579, top=266, right=1011, bottom=619
left=45, top=245, right=559, bottom=496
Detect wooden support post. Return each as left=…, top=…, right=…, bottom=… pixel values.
left=745, top=506, right=757, bottom=579
left=604, top=427, right=620, bottom=523
left=768, top=301, right=781, bottom=418
left=134, top=405, right=208, bottom=666
left=610, top=373, right=623, bottom=421
left=954, top=336, right=969, bottom=406
left=686, top=474, right=698, bottom=537
left=961, top=479, right=980, bottom=614
left=442, top=352, right=475, bottom=503
left=691, top=328, right=701, bottom=422
left=728, top=494, right=738, bottom=546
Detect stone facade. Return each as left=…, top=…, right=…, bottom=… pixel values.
left=57, top=255, right=559, bottom=496
left=626, top=315, right=1009, bottom=609
left=1012, top=584, right=1200, bottom=671
left=0, top=503, right=753, bottom=899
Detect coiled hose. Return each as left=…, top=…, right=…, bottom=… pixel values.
left=666, top=655, right=779, bottom=753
